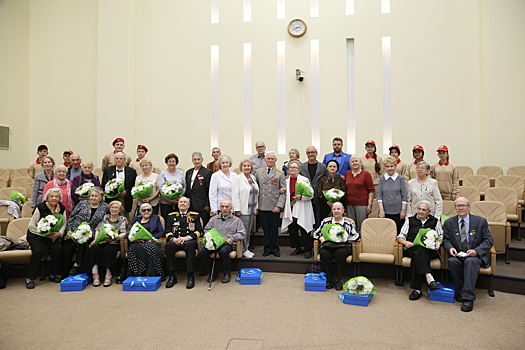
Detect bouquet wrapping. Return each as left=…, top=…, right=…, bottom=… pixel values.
left=160, top=182, right=184, bottom=200
left=70, top=222, right=92, bottom=244
left=131, top=181, right=153, bottom=200
left=104, top=178, right=125, bottom=199
left=36, top=214, right=63, bottom=236
left=295, top=179, right=313, bottom=197
left=413, top=228, right=442, bottom=251
left=95, top=223, right=119, bottom=243
left=441, top=215, right=450, bottom=224
left=321, top=223, right=348, bottom=243
left=128, top=222, right=159, bottom=243
left=203, top=228, right=226, bottom=250
left=9, top=189, right=27, bottom=209
left=323, top=188, right=345, bottom=203
left=75, top=182, right=95, bottom=198
left=343, top=276, right=376, bottom=295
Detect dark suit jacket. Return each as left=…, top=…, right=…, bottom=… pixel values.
left=185, top=167, right=212, bottom=211
left=443, top=214, right=494, bottom=266
left=128, top=215, right=165, bottom=239
left=102, top=165, right=137, bottom=213
left=300, top=161, right=327, bottom=204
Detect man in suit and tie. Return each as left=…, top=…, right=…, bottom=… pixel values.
left=443, top=197, right=494, bottom=312
left=301, top=146, right=328, bottom=229
left=185, top=152, right=212, bottom=227
left=254, top=151, right=286, bottom=257
left=102, top=152, right=137, bottom=218
left=322, top=137, right=351, bottom=176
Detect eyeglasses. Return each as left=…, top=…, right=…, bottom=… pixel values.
left=256, top=145, right=266, bottom=149
left=455, top=205, right=469, bottom=208
left=141, top=208, right=152, bottom=213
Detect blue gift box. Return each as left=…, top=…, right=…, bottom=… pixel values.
left=122, top=276, right=161, bottom=291
left=304, top=273, right=327, bottom=292
left=338, top=292, right=374, bottom=307
left=60, top=274, right=91, bottom=292
left=237, top=268, right=263, bottom=285
left=428, top=282, right=455, bottom=303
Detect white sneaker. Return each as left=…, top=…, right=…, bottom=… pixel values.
left=243, top=251, right=253, bottom=259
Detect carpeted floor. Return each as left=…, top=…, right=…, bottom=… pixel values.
left=2, top=273, right=524, bottom=350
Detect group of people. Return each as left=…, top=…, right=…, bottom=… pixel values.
left=22, top=137, right=492, bottom=311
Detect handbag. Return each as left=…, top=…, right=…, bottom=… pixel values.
left=321, top=241, right=349, bottom=250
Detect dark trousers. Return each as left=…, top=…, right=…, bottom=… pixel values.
left=319, top=245, right=352, bottom=282
left=26, top=231, right=62, bottom=280
left=86, top=244, right=120, bottom=271
left=448, top=256, right=483, bottom=301
left=259, top=211, right=280, bottom=253
left=62, top=239, right=88, bottom=276
left=404, top=245, right=440, bottom=290
left=312, top=199, right=321, bottom=229
left=289, top=221, right=312, bottom=252
left=199, top=244, right=234, bottom=275
left=385, top=213, right=403, bottom=234
left=165, top=240, right=197, bottom=273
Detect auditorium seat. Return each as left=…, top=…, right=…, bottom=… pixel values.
left=10, top=177, right=32, bottom=197
left=0, top=206, right=15, bottom=236
left=0, top=218, right=32, bottom=268
left=0, top=187, right=27, bottom=201
left=13, top=168, right=28, bottom=179
left=441, top=200, right=456, bottom=220
left=0, top=178, right=6, bottom=190
left=0, top=169, right=9, bottom=187
left=485, top=187, right=522, bottom=239
left=495, top=175, right=524, bottom=206
left=396, top=245, right=443, bottom=286
left=457, top=166, right=474, bottom=186
left=507, top=166, right=525, bottom=179
left=21, top=202, right=32, bottom=218
left=458, top=186, right=481, bottom=204
left=477, top=166, right=503, bottom=187
left=462, top=175, right=490, bottom=199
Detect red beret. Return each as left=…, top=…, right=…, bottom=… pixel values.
left=137, top=144, right=148, bottom=152
left=112, top=138, right=125, bottom=145
left=63, top=149, right=74, bottom=155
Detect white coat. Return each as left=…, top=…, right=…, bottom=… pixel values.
left=281, top=174, right=314, bottom=233
left=231, top=173, right=259, bottom=215
left=209, top=170, right=237, bottom=212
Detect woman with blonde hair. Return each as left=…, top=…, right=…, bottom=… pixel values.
left=209, top=155, right=236, bottom=217
left=134, top=157, right=160, bottom=215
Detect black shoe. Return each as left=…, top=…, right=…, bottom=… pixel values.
left=262, top=252, right=270, bottom=257
left=335, top=279, right=343, bottom=291
left=428, top=281, right=441, bottom=290
left=161, top=276, right=166, bottom=282
left=455, top=295, right=462, bottom=303
left=304, top=251, right=312, bottom=259
left=49, top=276, right=61, bottom=283
left=69, top=266, right=79, bottom=275
left=409, top=290, right=422, bottom=300
left=290, top=248, right=305, bottom=256
left=26, top=280, right=35, bottom=289
left=461, top=300, right=474, bottom=312
left=186, top=276, right=195, bottom=289
left=166, top=276, right=177, bottom=288
left=222, top=272, right=231, bottom=283
left=273, top=252, right=280, bottom=257
left=207, top=273, right=218, bottom=283
left=326, top=281, right=335, bottom=289
left=0, top=277, right=6, bottom=289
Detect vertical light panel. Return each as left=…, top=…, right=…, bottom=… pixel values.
left=277, top=41, right=286, bottom=154
left=311, top=39, right=320, bottom=151
left=310, top=0, right=319, bottom=17
left=346, top=39, right=356, bottom=154
left=382, top=37, right=392, bottom=154
left=244, top=43, right=252, bottom=155
left=211, top=45, right=219, bottom=147
left=381, top=0, right=391, bottom=14
left=243, top=0, right=252, bottom=21
left=346, top=0, right=355, bottom=15
left=277, top=0, right=285, bottom=19
left=211, top=0, right=219, bottom=23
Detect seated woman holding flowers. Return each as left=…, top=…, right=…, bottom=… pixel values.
left=63, top=187, right=108, bottom=278
left=127, top=203, right=165, bottom=278
left=26, top=188, right=67, bottom=289
left=87, top=200, right=127, bottom=287
left=70, top=160, right=101, bottom=206
left=133, top=157, right=159, bottom=216
left=317, top=160, right=346, bottom=220
left=397, top=200, right=443, bottom=300
left=313, top=202, right=359, bottom=290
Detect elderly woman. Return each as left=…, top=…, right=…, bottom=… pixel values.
left=431, top=145, right=459, bottom=201
left=317, top=159, right=347, bottom=220
left=70, top=160, right=101, bottom=205
left=209, top=155, right=237, bottom=217
left=31, top=156, right=55, bottom=209
left=282, top=148, right=301, bottom=176
left=63, top=187, right=108, bottom=277
left=42, top=164, right=73, bottom=217
left=282, top=160, right=315, bottom=259
left=313, top=202, right=359, bottom=290
left=87, top=200, right=127, bottom=287
left=206, top=147, right=221, bottom=173
left=360, top=140, right=384, bottom=189
left=26, top=188, right=67, bottom=289
left=157, top=153, right=186, bottom=222
left=231, top=159, right=259, bottom=258
left=127, top=203, right=165, bottom=277
left=345, top=156, right=375, bottom=231
left=407, top=161, right=443, bottom=219
left=377, top=156, right=408, bottom=233
left=134, top=157, right=160, bottom=216
left=397, top=201, right=443, bottom=300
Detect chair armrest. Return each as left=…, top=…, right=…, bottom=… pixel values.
left=518, top=204, right=523, bottom=223
left=352, top=241, right=361, bottom=262
left=236, top=239, right=242, bottom=258
left=505, top=221, right=511, bottom=244
left=119, top=238, right=128, bottom=258
left=313, top=240, right=319, bottom=258
left=394, top=241, right=403, bottom=265
left=160, top=237, right=166, bottom=253
left=489, top=246, right=496, bottom=274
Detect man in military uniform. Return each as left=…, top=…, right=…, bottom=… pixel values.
left=254, top=151, right=286, bottom=257
left=164, top=196, right=203, bottom=289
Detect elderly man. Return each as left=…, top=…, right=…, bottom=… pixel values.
left=28, top=144, right=48, bottom=181
left=185, top=152, right=212, bottom=227
left=397, top=200, right=443, bottom=300
left=66, top=154, right=82, bottom=180
left=199, top=200, right=245, bottom=283
left=301, top=146, right=327, bottom=229
left=101, top=137, right=132, bottom=170
left=322, top=137, right=351, bottom=176
left=165, top=196, right=203, bottom=289
left=254, top=151, right=286, bottom=257
left=249, top=141, right=267, bottom=173
left=102, top=152, right=137, bottom=217
left=444, top=197, right=493, bottom=312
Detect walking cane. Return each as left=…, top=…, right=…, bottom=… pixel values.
left=208, top=243, right=218, bottom=291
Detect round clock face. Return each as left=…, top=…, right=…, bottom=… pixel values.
left=288, top=19, right=307, bottom=37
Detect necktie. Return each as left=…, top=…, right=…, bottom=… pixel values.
left=460, top=219, right=468, bottom=252
left=267, top=168, right=271, bottom=174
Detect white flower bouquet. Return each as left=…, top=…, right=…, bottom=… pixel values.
left=131, top=181, right=154, bottom=199
left=321, top=223, right=348, bottom=243
left=70, top=222, right=92, bottom=244
left=295, top=179, right=313, bottom=197
left=322, top=188, right=345, bottom=202
left=203, top=228, right=226, bottom=250
left=413, top=228, right=442, bottom=251
left=344, top=276, right=377, bottom=295
left=36, top=214, right=63, bottom=236
left=94, top=223, right=119, bottom=244
left=104, top=178, right=125, bottom=198
left=128, top=222, right=159, bottom=243
left=161, top=181, right=184, bottom=200
left=75, top=182, right=95, bottom=198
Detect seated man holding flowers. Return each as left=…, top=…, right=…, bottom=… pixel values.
left=397, top=200, right=443, bottom=300
left=198, top=200, right=245, bottom=284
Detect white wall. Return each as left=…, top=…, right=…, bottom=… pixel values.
left=0, top=0, right=523, bottom=172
